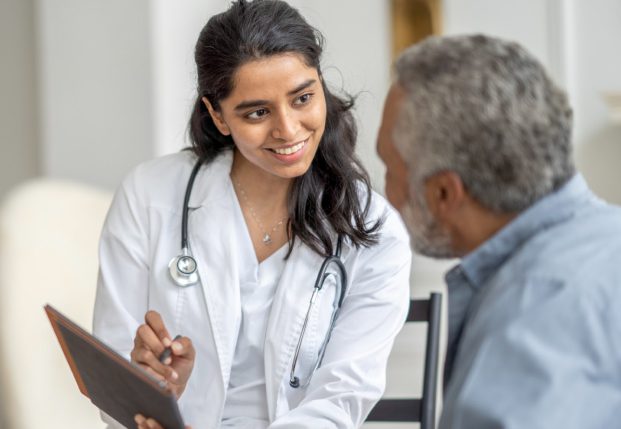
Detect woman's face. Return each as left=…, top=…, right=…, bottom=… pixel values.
left=204, top=53, right=327, bottom=179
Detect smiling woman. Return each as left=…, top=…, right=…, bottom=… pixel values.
left=187, top=0, right=382, bottom=261
left=92, top=1, right=412, bottom=428
left=204, top=54, right=326, bottom=183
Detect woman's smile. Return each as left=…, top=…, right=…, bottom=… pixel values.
left=267, top=137, right=310, bottom=163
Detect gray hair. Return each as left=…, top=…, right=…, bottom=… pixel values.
left=394, top=34, right=575, bottom=213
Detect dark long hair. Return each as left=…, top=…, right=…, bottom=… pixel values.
left=189, top=0, right=381, bottom=257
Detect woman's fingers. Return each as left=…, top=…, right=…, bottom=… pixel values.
left=138, top=364, right=169, bottom=385
left=134, top=414, right=191, bottom=429
left=169, top=336, right=196, bottom=378
left=170, top=336, right=195, bottom=361
left=134, top=414, right=164, bottom=429
left=145, top=418, right=164, bottom=429
left=134, top=414, right=147, bottom=428
left=160, top=336, right=195, bottom=398
left=130, top=311, right=195, bottom=398
left=133, top=322, right=165, bottom=356
left=130, top=311, right=179, bottom=382
left=132, top=342, right=179, bottom=383
left=145, top=310, right=173, bottom=346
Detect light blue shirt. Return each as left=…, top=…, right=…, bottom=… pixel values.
left=439, top=174, right=621, bottom=429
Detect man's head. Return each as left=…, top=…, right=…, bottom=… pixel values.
left=378, top=34, right=575, bottom=257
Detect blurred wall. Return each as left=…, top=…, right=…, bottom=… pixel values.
left=290, top=0, right=393, bottom=192
left=0, top=0, right=39, bottom=199
left=444, top=0, right=621, bottom=204
left=0, top=0, right=38, bottom=421
left=148, top=0, right=229, bottom=156
left=571, top=0, right=621, bottom=204
left=37, top=0, right=154, bottom=190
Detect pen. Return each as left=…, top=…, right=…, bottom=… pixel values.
left=158, top=334, right=182, bottom=363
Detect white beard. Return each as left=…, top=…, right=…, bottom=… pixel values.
left=400, top=191, right=455, bottom=259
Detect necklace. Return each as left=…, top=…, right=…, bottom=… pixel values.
left=233, top=178, right=288, bottom=246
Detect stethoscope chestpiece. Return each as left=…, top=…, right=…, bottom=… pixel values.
left=168, top=248, right=198, bottom=287
left=289, top=376, right=300, bottom=388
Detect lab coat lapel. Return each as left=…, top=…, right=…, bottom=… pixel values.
left=186, top=152, right=241, bottom=391
left=190, top=207, right=241, bottom=387
left=263, top=242, right=325, bottom=420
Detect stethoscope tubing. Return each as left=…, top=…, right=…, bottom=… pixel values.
left=180, top=158, right=205, bottom=250
left=172, top=157, right=348, bottom=388
left=289, top=237, right=347, bottom=388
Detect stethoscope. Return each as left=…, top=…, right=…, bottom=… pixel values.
left=168, top=158, right=347, bottom=388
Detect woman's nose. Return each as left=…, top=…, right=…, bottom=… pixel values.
left=271, top=108, right=299, bottom=141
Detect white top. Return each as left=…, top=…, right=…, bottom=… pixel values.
left=93, top=151, right=412, bottom=429
left=220, top=208, right=289, bottom=428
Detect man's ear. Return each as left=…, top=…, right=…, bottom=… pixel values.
left=202, top=97, right=231, bottom=136
left=423, top=171, right=466, bottom=222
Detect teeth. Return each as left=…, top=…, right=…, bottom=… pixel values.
left=273, top=140, right=306, bottom=155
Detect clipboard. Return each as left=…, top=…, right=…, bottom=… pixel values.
left=44, top=304, right=186, bottom=429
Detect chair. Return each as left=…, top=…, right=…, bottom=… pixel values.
left=366, top=292, right=442, bottom=429
left=0, top=179, right=112, bottom=429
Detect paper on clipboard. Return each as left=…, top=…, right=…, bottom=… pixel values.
left=44, top=304, right=186, bottom=429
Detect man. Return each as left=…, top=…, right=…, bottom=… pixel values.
left=377, top=34, right=621, bottom=428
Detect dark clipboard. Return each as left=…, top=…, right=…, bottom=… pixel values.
left=44, top=304, right=185, bottom=429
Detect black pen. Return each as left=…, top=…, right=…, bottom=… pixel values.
left=158, top=334, right=182, bottom=363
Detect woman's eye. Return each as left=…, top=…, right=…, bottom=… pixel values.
left=246, top=108, right=269, bottom=120
left=294, top=93, right=313, bottom=105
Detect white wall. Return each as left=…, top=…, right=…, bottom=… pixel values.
left=149, top=0, right=229, bottom=156
left=36, top=0, right=153, bottom=190
left=444, top=0, right=553, bottom=74
left=290, top=0, right=392, bottom=190
left=0, top=0, right=39, bottom=199
left=443, top=0, right=621, bottom=204
left=571, top=0, right=621, bottom=204
left=0, top=0, right=38, bottom=422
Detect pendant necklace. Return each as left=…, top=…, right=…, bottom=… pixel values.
left=233, top=178, right=288, bottom=246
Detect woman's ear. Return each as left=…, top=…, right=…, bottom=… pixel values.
left=423, top=171, right=466, bottom=222
left=202, top=97, right=231, bottom=136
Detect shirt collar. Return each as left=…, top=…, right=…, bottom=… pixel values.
left=457, top=173, right=592, bottom=288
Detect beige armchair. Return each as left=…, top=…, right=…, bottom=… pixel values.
left=0, top=179, right=112, bottom=429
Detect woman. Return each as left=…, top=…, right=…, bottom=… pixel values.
left=93, top=1, right=411, bottom=428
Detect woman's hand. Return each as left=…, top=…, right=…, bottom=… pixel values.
left=134, top=414, right=192, bottom=429
left=130, top=310, right=195, bottom=398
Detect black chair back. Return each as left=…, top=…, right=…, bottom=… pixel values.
left=366, top=292, right=442, bottom=429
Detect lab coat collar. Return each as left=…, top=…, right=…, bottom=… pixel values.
left=186, top=149, right=355, bottom=247
left=186, top=148, right=355, bottom=258
left=187, top=150, right=235, bottom=209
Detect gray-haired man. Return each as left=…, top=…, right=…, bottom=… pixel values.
left=377, top=34, right=621, bottom=428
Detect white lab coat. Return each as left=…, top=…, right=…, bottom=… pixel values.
left=93, top=150, right=411, bottom=429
